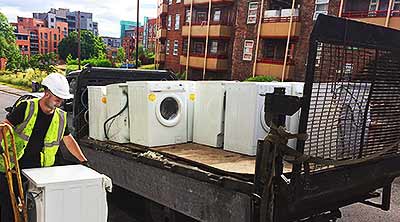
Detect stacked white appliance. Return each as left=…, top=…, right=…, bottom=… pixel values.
left=193, top=81, right=234, bottom=148
left=176, top=81, right=196, bottom=142
left=22, top=165, right=111, bottom=222
left=223, top=82, right=294, bottom=155
left=105, top=83, right=130, bottom=143
left=128, top=81, right=188, bottom=147
left=88, top=86, right=107, bottom=141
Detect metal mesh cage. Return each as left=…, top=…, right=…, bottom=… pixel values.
left=297, top=15, right=400, bottom=171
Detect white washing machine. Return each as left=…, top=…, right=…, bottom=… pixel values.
left=287, top=82, right=304, bottom=149
left=193, top=81, right=235, bottom=148
left=176, top=81, right=196, bottom=142
left=105, top=83, right=130, bottom=143
left=88, top=86, right=107, bottom=141
left=127, top=81, right=187, bottom=147
left=223, top=82, right=293, bottom=155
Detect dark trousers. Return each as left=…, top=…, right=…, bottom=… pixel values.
left=0, top=172, right=26, bottom=222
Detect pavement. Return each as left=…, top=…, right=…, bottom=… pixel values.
left=0, top=84, right=29, bottom=96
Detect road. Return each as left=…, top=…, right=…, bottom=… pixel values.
left=1, top=85, right=400, bottom=221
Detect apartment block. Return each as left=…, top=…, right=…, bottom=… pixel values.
left=155, top=0, right=398, bottom=81
left=101, top=36, right=121, bottom=48
left=12, top=17, right=68, bottom=56
left=143, top=17, right=157, bottom=52
left=34, top=8, right=98, bottom=36
left=122, top=27, right=144, bottom=61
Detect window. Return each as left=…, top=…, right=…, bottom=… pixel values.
left=213, top=9, right=221, bottom=22
left=263, top=39, right=286, bottom=60
left=168, top=0, right=172, bottom=5
left=54, top=34, right=57, bottom=40
left=166, top=40, right=170, bottom=54
left=175, top=14, right=180, bottom=30
left=54, top=42, right=57, bottom=48
left=44, top=41, right=48, bottom=48
left=186, top=9, right=191, bottom=23
left=247, top=2, right=258, bottom=24
left=243, top=40, right=254, bottom=61
left=394, top=0, right=400, bottom=10
left=196, top=12, right=208, bottom=24
left=194, top=41, right=204, bottom=54
left=50, top=18, right=54, bottom=22
left=369, top=0, right=379, bottom=11
left=44, top=33, right=48, bottom=39
left=314, top=0, right=329, bottom=20
left=210, top=41, right=218, bottom=54
left=173, top=40, right=179, bottom=55
left=168, top=15, right=172, bottom=30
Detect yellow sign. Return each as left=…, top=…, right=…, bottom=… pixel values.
left=148, top=93, right=156, bottom=102
left=189, top=93, right=196, bottom=101
left=101, top=97, right=107, bottom=104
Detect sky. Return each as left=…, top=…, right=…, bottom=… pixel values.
left=0, top=0, right=157, bottom=38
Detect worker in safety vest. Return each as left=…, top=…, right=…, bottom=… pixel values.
left=0, top=73, right=88, bottom=222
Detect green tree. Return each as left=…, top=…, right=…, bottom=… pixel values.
left=58, top=30, right=106, bottom=60
left=116, top=47, right=126, bottom=63
left=0, top=12, right=21, bottom=70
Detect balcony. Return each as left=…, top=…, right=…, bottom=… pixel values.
left=183, top=0, right=233, bottom=5
left=261, top=16, right=301, bottom=38
left=156, top=29, right=167, bottom=39
left=342, top=10, right=400, bottom=30
left=180, top=55, right=229, bottom=70
left=255, top=59, right=294, bottom=79
left=158, top=3, right=168, bottom=16
left=182, top=24, right=233, bottom=38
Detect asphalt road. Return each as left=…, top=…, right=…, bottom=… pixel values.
left=1, top=84, right=400, bottom=221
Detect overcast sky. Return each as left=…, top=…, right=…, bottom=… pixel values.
left=0, top=0, right=157, bottom=38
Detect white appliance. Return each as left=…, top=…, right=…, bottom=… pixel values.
left=128, top=81, right=188, bottom=147
left=264, top=10, right=281, bottom=18
left=193, top=81, right=234, bottom=148
left=176, top=81, right=196, bottom=142
left=22, top=165, right=111, bottom=222
left=88, top=86, right=107, bottom=141
left=281, top=8, right=300, bottom=17
left=287, top=82, right=304, bottom=149
left=106, top=83, right=130, bottom=143
left=223, top=82, right=293, bottom=155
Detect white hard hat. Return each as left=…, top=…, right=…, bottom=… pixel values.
left=41, top=73, right=72, bottom=99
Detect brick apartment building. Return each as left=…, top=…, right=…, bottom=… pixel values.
left=122, top=27, right=144, bottom=61
left=155, top=0, right=400, bottom=81
left=12, top=17, right=68, bottom=56
left=143, top=17, right=157, bottom=52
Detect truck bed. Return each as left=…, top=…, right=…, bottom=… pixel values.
left=79, top=137, right=260, bottom=222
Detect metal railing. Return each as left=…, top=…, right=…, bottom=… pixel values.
left=263, top=16, right=300, bottom=23
left=341, top=10, right=400, bottom=18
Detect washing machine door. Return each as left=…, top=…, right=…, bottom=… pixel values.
left=156, top=94, right=183, bottom=127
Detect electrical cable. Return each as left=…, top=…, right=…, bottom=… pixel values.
left=103, top=91, right=129, bottom=140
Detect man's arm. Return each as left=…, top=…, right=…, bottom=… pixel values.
left=62, top=134, right=87, bottom=162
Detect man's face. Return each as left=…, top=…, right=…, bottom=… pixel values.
left=44, top=90, right=64, bottom=110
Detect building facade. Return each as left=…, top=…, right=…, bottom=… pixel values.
left=120, top=20, right=141, bottom=39
left=155, top=0, right=399, bottom=81
left=143, top=17, right=157, bottom=52
left=101, top=36, right=121, bottom=48
left=122, top=28, right=144, bottom=61
left=34, top=8, right=98, bottom=36
left=12, top=17, right=68, bottom=56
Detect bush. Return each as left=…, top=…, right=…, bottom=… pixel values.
left=81, top=58, right=112, bottom=67
left=244, top=76, right=278, bottom=82
left=0, top=69, right=48, bottom=89
left=66, top=65, right=79, bottom=74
